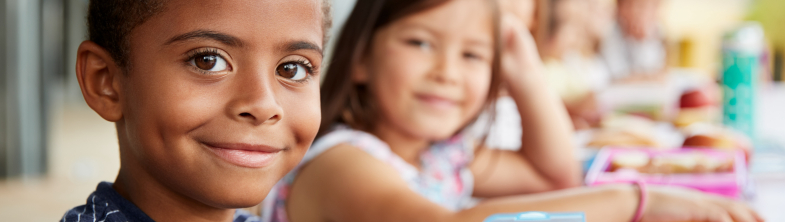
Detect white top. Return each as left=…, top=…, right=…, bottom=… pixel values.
left=600, top=22, right=666, bottom=79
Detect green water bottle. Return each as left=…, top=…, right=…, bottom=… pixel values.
left=721, top=22, right=764, bottom=141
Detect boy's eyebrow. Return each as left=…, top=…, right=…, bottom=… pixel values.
left=165, top=30, right=244, bottom=47
left=280, top=41, right=323, bottom=56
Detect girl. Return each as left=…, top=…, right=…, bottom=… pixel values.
left=263, top=0, right=763, bottom=222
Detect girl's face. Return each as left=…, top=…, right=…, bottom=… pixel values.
left=119, top=0, right=323, bottom=208
left=357, top=0, right=494, bottom=141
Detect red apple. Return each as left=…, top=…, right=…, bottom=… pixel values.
left=680, top=90, right=712, bottom=108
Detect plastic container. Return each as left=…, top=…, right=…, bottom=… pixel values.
left=585, top=148, right=747, bottom=199
left=484, top=212, right=585, bottom=222
left=721, top=22, right=765, bottom=142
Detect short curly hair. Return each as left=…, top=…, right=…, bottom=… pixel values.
left=87, top=0, right=166, bottom=70
left=88, top=0, right=332, bottom=71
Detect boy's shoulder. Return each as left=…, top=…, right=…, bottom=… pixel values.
left=61, top=182, right=153, bottom=222
left=61, top=182, right=263, bottom=222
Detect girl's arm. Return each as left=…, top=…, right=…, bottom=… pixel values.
left=471, top=14, right=581, bottom=197
left=288, top=144, right=762, bottom=222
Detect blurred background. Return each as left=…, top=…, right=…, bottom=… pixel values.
left=0, top=0, right=783, bottom=221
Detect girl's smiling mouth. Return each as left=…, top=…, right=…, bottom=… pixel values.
left=415, top=93, right=460, bottom=111
left=201, top=142, right=285, bottom=168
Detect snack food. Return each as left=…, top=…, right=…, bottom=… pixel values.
left=587, top=130, right=659, bottom=148
left=587, top=115, right=661, bottom=148
left=673, top=107, right=719, bottom=128
left=681, top=123, right=752, bottom=162
left=610, top=151, right=734, bottom=174
left=609, top=151, right=650, bottom=171
left=586, top=148, right=747, bottom=198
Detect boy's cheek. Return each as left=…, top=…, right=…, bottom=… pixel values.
left=285, top=86, right=322, bottom=147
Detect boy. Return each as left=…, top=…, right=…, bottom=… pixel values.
left=61, top=0, right=330, bottom=221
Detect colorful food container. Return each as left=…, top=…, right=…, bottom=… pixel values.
left=585, top=148, right=747, bottom=199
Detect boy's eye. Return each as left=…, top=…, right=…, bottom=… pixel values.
left=191, top=54, right=228, bottom=72
left=276, top=62, right=308, bottom=81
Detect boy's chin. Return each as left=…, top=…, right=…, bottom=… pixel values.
left=200, top=186, right=272, bottom=209
left=180, top=172, right=282, bottom=209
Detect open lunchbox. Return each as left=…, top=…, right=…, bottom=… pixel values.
left=585, top=147, right=747, bottom=199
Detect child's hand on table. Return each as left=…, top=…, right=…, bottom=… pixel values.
left=643, top=186, right=763, bottom=222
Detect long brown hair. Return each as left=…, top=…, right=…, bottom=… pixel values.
left=318, top=0, right=503, bottom=142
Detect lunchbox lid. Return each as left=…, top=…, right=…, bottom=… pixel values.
left=585, top=148, right=747, bottom=193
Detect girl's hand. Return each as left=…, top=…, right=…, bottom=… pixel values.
left=643, top=186, right=764, bottom=222
left=500, top=14, right=544, bottom=83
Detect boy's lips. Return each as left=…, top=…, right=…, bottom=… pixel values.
left=202, top=142, right=284, bottom=168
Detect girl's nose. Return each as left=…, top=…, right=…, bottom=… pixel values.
left=428, top=51, right=462, bottom=85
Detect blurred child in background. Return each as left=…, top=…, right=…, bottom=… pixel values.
left=537, top=0, right=616, bottom=130
left=601, top=0, right=668, bottom=82
left=261, top=0, right=763, bottom=222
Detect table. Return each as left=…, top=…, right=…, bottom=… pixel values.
left=747, top=83, right=785, bottom=220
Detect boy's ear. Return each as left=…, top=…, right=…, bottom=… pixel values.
left=75, top=41, right=124, bottom=122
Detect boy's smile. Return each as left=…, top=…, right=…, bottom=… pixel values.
left=74, top=0, right=326, bottom=220
left=201, top=141, right=285, bottom=168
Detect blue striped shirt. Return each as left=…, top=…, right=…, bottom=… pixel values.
left=61, top=182, right=260, bottom=222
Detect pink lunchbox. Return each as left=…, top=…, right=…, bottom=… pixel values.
left=585, top=148, right=747, bottom=199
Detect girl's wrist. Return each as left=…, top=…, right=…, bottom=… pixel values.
left=502, top=60, right=544, bottom=83
left=631, top=181, right=648, bottom=222
left=604, top=184, right=645, bottom=222
left=503, top=67, right=547, bottom=94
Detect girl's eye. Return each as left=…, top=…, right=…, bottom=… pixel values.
left=190, top=54, right=228, bottom=72
left=464, top=52, right=482, bottom=61
left=407, top=39, right=431, bottom=50
left=276, top=62, right=308, bottom=81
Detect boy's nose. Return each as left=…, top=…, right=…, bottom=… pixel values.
left=227, top=75, right=284, bottom=126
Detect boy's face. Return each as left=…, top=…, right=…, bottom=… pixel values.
left=118, top=0, right=323, bottom=208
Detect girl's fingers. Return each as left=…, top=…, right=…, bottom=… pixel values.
left=711, top=211, right=734, bottom=222
left=718, top=201, right=761, bottom=222
left=693, top=204, right=732, bottom=222
left=704, top=194, right=760, bottom=222
left=500, top=14, right=523, bottom=51
left=500, top=13, right=544, bottom=81
left=502, top=14, right=539, bottom=57
left=751, top=208, right=766, bottom=222
left=725, top=206, right=756, bottom=222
